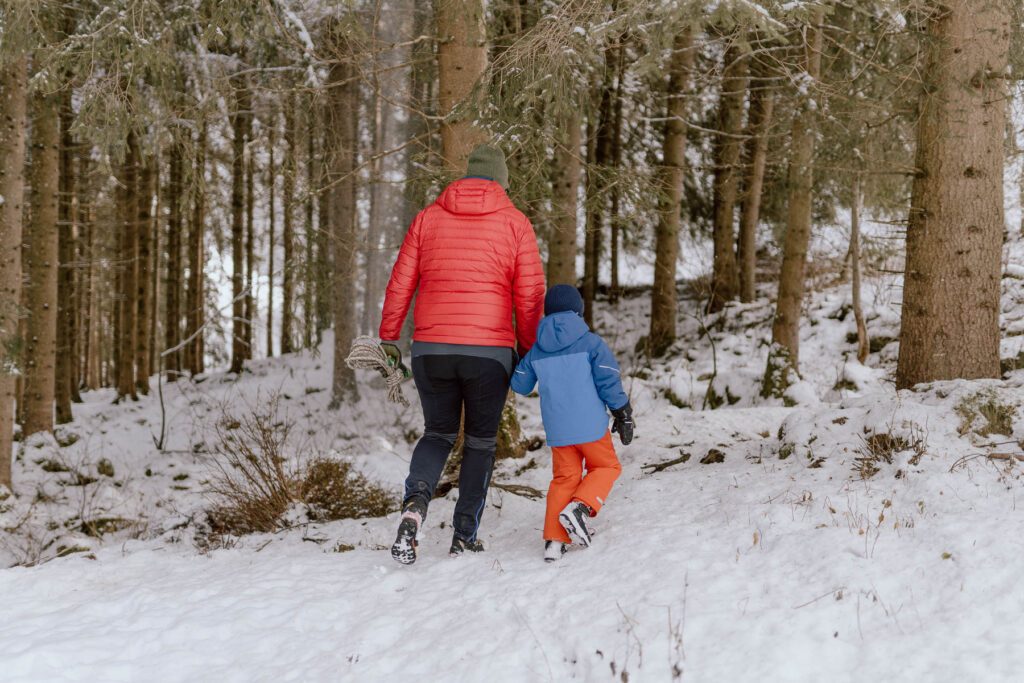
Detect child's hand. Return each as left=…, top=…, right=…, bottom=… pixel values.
left=611, top=402, right=635, bottom=445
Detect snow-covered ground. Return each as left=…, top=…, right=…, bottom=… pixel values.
left=4, top=214, right=1024, bottom=681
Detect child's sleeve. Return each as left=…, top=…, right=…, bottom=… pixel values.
left=589, top=336, right=629, bottom=411
left=510, top=350, right=537, bottom=396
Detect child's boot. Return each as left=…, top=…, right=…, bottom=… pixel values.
left=544, top=540, right=567, bottom=563
left=559, top=501, right=594, bottom=547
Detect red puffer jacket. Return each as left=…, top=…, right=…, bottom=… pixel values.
left=379, top=178, right=545, bottom=353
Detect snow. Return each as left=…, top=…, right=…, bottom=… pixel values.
left=5, top=207, right=1024, bottom=679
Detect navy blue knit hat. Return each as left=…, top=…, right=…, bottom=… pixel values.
left=544, top=284, right=584, bottom=317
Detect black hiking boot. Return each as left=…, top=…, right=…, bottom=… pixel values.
left=391, top=499, right=426, bottom=565
left=449, top=536, right=485, bottom=557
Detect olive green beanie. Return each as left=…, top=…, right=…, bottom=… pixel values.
left=466, top=144, right=509, bottom=190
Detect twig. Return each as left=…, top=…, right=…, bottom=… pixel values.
left=491, top=482, right=544, bottom=500
left=642, top=452, right=691, bottom=474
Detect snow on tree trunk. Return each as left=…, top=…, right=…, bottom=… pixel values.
left=762, top=10, right=824, bottom=399
left=0, top=57, right=27, bottom=489
left=649, top=27, right=694, bottom=356
left=896, top=0, right=1009, bottom=389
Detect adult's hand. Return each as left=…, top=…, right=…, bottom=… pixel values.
left=381, top=342, right=411, bottom=379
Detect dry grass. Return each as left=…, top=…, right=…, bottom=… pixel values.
left=205, top=396, right=395, bottom=537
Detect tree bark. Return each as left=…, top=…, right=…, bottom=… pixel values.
left=266, top=120, right=276, bottom=358
left=230, top=78, right=248, bottom=374
left=55, top=83, right=75, bottom=423
left=165, top=141, right=183, bottom=380
left=23, top=79, right=62, bottom=433
left=583, top=73, right=614, bottom=326
left=361, top=83, right=386, bottom=338
left=135, top=155, right=155, bottom=395
left=186, top=122, right=206, bottom=376
left=0, top=57, right=27, bottom=488
left=896, top=0, right=1009, bottom=389
left=649, top=28, right=694, bottom=356
left=547, top=109, right=581, bottom=286
left=303, top=97, right=316, bottom=349
left=762, top=10, right=824, bottom=398
left=282, top=92, right=297, bottom=354
left=850, top=174, right=869, bottom=365
left=327, top=37, right=359, bottom=405
left=738, top=66, right=775, bottom=303
left=116, top=131, right=139, bottom=401
left=436, top=0, right=488, bottom=172
left=608, top=37, right=626, bottom=304
left=708, top=39, right=749, bottom=313
left=244, top=104, right=255, bottom=361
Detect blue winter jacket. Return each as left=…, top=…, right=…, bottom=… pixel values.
left=510, top=312, right=628, bottom=447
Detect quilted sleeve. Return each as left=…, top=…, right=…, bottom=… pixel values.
left=511, top=216, right=546, bottom=354
left=379, top=211, right=424, bottom=341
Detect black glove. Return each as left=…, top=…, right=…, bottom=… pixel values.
left=611, top=402, right=635, bottom=446
left=380, top=342, right=411, bottom=379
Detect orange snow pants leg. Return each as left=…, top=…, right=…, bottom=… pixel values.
left=544, top=431, right=622, bottom=543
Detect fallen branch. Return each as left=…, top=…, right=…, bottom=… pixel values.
left=642, top=451, right=692, bottom=474
left=987, top=453, right=1024, bottom=462
left=491, top=482, right=544, bottom=500
left=949, top=451, right=1024, bottom=472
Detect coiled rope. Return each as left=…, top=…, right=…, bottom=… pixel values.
left=344, top=336, right=410, bottom=406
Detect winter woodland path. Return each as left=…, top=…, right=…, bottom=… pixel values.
left=3, top=397, right=1023, bottom=682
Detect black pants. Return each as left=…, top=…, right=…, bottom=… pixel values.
left=405, top=354, right=510, bottom=542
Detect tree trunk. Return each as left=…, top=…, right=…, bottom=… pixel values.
left=737, top=65, right=775, bottom=303
left=117, top=131, right=139, bottom=401
left=850, top=174, right=869, bottom=365
left=896, top=0, right=1009, bottom=389
left=165, top=141, right=183, bottom=380
left=708, top=39, right=749, bottom=313
left=266, top=121, right=276, bottom=359
left=282, top=93, right=297, bottom=354
left=186, top=122, right=206, bottom=376
left=0, top=57, right=27, bottom=489
left=547, top=109, right=581, bottom=286
left=244, top=105, right=255, bottom=362
left=79, top=147, right=100, bottom=390
left=436, top=0, right=488, bottom=172
left=135, top=155, right=155, bottom=395
left=583, top=74, right=614, bottom=326
left=55, top=85, right=75, bottom=423
left=361, top=85, right=386, bottom=338
left=230, top=78, right=248, bottom=375
left=315, top=121, right=332, bottom=342
left=23, top=80, right=61, bottom=434
left=303, top=98, right=316, bottom=349
left=762, top=10, right=824, bottom=398
left=608, top=37, right=626, bottom=304
left=326, top=38, right=359, bottom=406
left=649, top=28, right=694, bottom=356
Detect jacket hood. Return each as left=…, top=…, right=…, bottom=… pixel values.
left=535, top=311, right=589, bottom=353
left=435, top=178, right=513, bottom=216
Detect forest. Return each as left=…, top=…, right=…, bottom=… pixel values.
left=2, top=0, right=1024, bottom=681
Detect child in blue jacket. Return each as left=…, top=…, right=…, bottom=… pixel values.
left=510, top=285, right=635, bottom=562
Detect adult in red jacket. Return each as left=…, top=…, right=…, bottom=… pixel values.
left=381, top=144, right=545, bottom=565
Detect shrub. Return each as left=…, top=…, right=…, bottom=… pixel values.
left=300, top=458, right=394, bottom=522
left=205, top=396, right=395, bottom=536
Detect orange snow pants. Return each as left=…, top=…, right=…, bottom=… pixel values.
left=544, top=431, right=622, bottom=543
